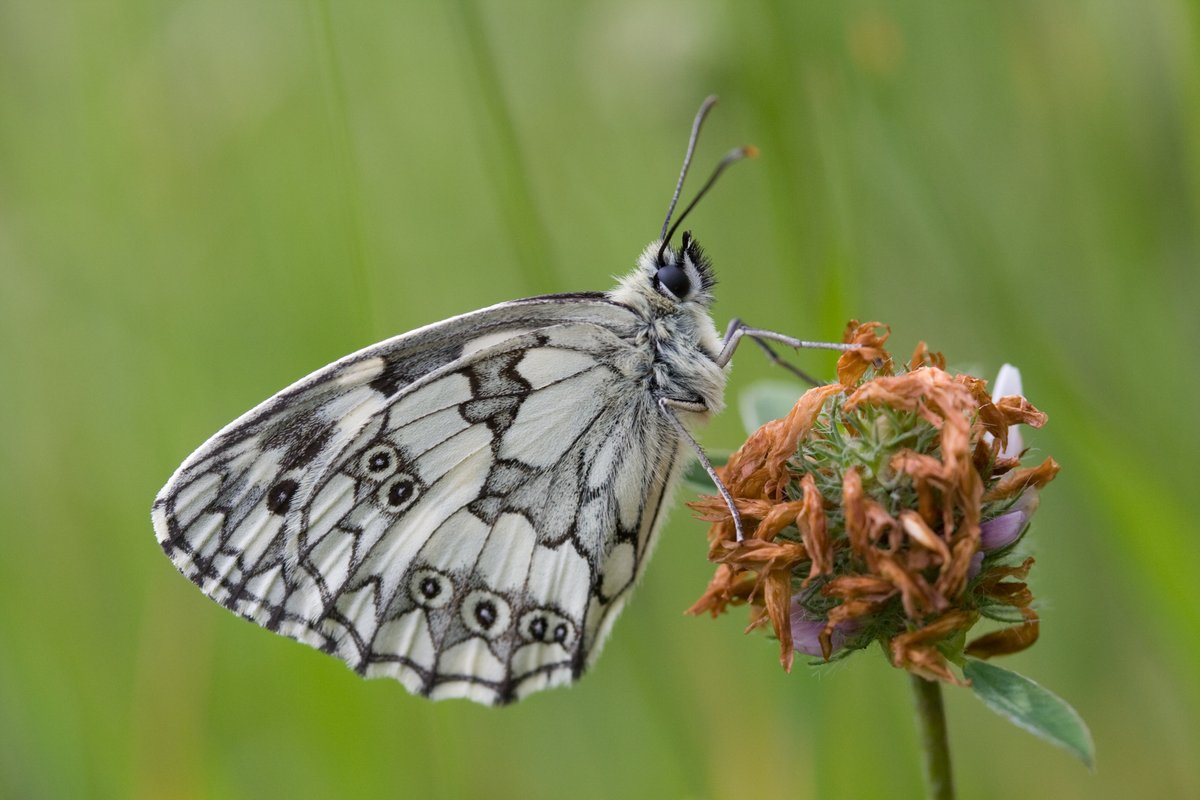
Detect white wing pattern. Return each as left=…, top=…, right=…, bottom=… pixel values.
left=153, top=295, right=691, bottom=704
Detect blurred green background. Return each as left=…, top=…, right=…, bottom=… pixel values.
left=2, top=1, right=1198, bottom=797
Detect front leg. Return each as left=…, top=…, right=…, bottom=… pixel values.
left=721, top=318, right=822, bottom=386
left=717, top=319, right=857, bottom=369
left=657, top=396, right=746, bottom=542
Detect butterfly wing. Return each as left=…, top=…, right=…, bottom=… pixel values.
left=153, top=294, right=688, bottom=704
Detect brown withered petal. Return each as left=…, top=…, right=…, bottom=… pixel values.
left=908, top=341, right=946, bottom=371
left=890, top=451, right=946, bottom=528
left=744, top=605, right=770, bottom=634
left=757, top=500, right=809, bottom=542
left=890, top=611, right=964, bottom=648
left=916, top=481, right=939, bottom=528
left=966, top=608, right=1040, bottom=658
left=994, top=395, right=1048, bottom=429
left=827, top=597, right=889, bottom=627
left=843, top=371, right=952, bottom=421
left=688, top=495, right=736, bottom=523
left=936, top=537, right=979, bottom=600
left=841, top=468, right=871, bottom=563
left=686, top=564, right=756, bottom=617
left=797, top=474, right=833, bottom=582
left=843, top=367, right=935, bottom=414
left=982, top=458, right=1060, bottom=501
left=761, top=384, right=844, bottom=500
left=990, top=455, right=1022, bottom=475
left=690, top=496, right=779, bottom=524
left=896, top=648, right=962, bottom=685
left=762, top=571, right=795, bottom=671
left=899, top=510, right=952, bottom=564
left=818, top=629, right=834, bottom=661
left=891, top=450, right=950, bottom=488
left=976, top=556, right=1036, bottom=609
left=819, top=599, right=889, bottom=660
left=890, top=610, right=978, bottom=685
left=979, top=579, right=1034, bottom=608
left=703, top=386, right=842, bottom=510
left=864, top=498, right=901, bottom=552
left=709, top=519, right=736, bottom=551
left=973, top=438, right=999, bottom=474
left=822, top=575, right=897, bottom=601
left=979, top=556, right=1035, bottom=584
left=710, top=417, right=789, bottom=501
left=877, top=555, right=941, bottom=619
left=712, top=539, right=809, bottom=572
left=956, top=374, right=1011, bottom=451
left=837, top=320, right=893, bottom=385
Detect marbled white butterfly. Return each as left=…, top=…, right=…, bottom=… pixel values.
left=152, top=97, right=854, bottom=705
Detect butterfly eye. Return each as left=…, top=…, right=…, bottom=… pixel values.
left=409, top=568, right=453, bottom=609
left=655, top=263, right=690, bottom=299
left=360, top=444, right=399, bottom=478
left=462, top=590, right=512, bottom=638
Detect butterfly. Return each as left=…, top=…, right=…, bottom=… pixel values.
left=152, top=97, right=853, bottom=705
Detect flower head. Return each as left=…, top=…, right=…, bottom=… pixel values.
left=688, top=323, right=1059, bottom=684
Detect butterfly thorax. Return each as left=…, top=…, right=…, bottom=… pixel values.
left=606, top=240, right=729, bottom=418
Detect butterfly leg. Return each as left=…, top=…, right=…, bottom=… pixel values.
left=717, top=319, right=857, bottom=370
left=658, top=396, right=747, bottom=542
left=722, top=318, right=822, bottom=386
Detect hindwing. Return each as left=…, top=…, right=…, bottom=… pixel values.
left=153, top=295, right=688, bottom=704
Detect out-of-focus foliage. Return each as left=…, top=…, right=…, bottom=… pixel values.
left=1, top=1, right=1196, bottom=797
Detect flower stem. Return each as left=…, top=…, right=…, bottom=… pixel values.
left=910, top=674, right=955, bottom=800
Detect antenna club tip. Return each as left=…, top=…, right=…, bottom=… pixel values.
left=742, top=145, right=760, bottom=159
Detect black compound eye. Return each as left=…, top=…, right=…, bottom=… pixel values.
left=655, top=263, right=690, bottom=299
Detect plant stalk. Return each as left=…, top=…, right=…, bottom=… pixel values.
left=910, top=674, right=955, bottom=800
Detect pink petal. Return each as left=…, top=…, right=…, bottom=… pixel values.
left=979, top=509, right=1029, bottom=551
left=789, top=596, right=860, bottom=657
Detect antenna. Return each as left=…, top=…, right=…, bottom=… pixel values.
left=659, top=96, right=720, bottom=244
left=657, top=145, right=758, bottom=263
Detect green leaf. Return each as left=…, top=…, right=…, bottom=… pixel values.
left=683, top=450, right=731, bottom=494
left=738, top=381, right=807, bottom=434
left=964, top=659, right=1095, bottom=769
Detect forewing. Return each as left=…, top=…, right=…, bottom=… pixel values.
left=153, top=295, right=685, bottom=704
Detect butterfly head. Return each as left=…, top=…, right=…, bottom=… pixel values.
left=624, top=231, right=716, bottom=310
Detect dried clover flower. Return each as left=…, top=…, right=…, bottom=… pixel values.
left=688, top=321, right=1059, bottom=684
